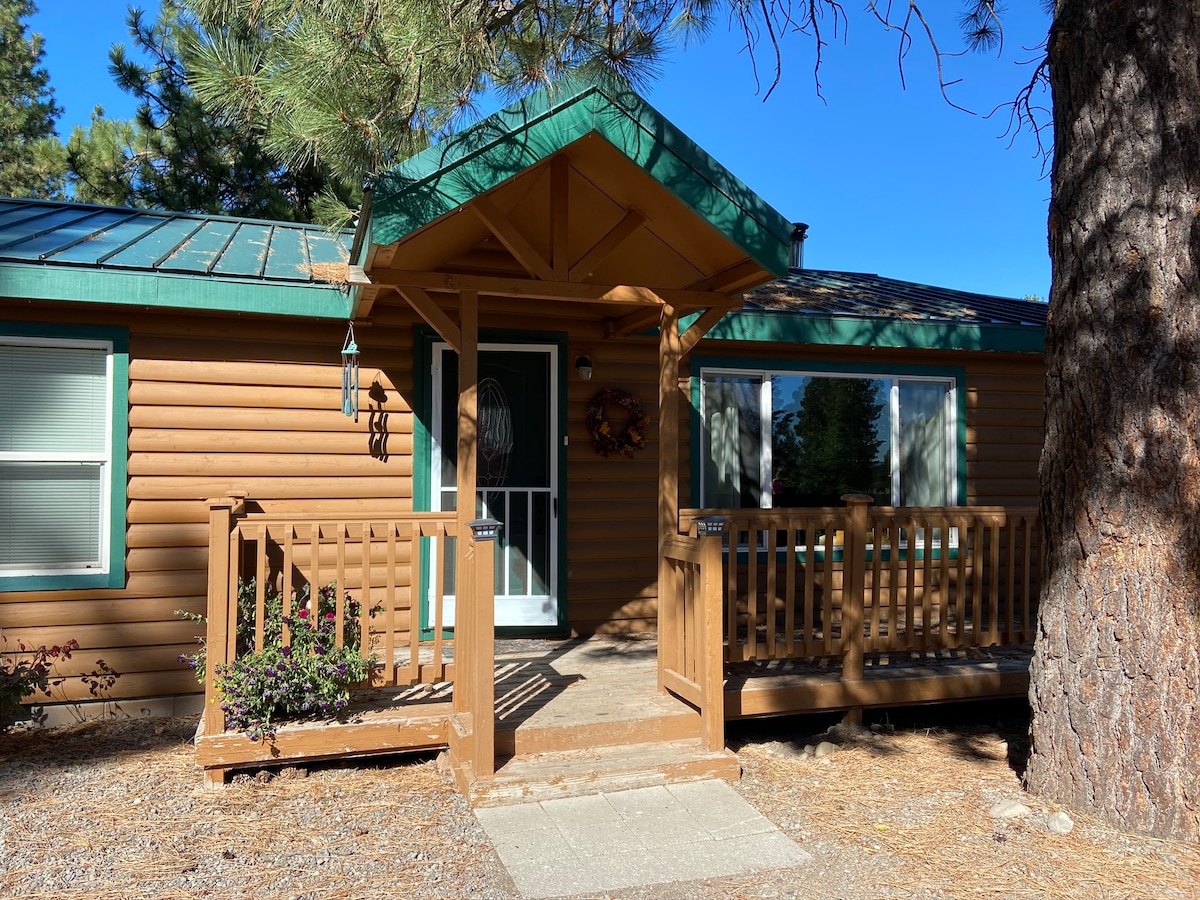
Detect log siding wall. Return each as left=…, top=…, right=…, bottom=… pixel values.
left=0, top=296, right=1043, bottom=704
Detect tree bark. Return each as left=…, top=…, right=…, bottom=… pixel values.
left=1029, top=0, right=1200, bottom=841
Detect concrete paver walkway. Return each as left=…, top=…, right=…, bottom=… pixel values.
left=474, top=780, right=811, bottom=898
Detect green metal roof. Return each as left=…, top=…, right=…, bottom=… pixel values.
left=0, top=197, right=353, bottom=318
left=369, top=75, right=793, bottom=276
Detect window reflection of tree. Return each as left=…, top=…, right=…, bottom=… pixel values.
left=773, top=377, right=888, bottom=507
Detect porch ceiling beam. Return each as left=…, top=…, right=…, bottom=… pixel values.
left=679, top=305, right=735, bottom=357
left=470, top=194, right=555, bottom=282
left=352, top=286, right=380, bottom=321
left=551, top=153, right=570, bottom=280
left=605, top=306, right=663, bottom=338
left=569, top=209, right=646, bottom=281
left=366, top=268, right=725, bottom=308
left=688, top=259, right=766, bottom=295
left=398, top=286, right=462, bottom=353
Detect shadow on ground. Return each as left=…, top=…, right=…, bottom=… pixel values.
left=726, top=697, right=1031, bottom=778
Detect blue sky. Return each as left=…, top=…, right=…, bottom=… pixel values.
left=30, top=1, right=1052, bottom=300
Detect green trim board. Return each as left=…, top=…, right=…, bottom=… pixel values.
left=687, top=354, right=968, bottom=510
left=0, top=320, right=128, bottom=591
left=413, top=326, right=570, bottom=636
left=687, top=309, right=1044, bottom=353
left=370, top=75, right=792, bottom=276
left=0, top=262, right=352, bottom=319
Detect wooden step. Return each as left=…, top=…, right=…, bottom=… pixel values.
left=462, top=738, right=742, bottom=808
left=496, top=705, right=702, bottom=756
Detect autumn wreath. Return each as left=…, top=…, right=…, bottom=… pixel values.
left=585, top=388, right=650, bottom=458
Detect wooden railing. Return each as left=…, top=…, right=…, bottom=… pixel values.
left=203, top=496, right=459, bottom=741
left=678, top=499, right=1042, bottom=672
left=659, top=530, right=725, bottom=750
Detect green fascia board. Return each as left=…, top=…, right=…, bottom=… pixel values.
left=370, top=76, right=792, bottom=276
left=0, top=320, right=128, bottom=592
left=696, top=310, right=1045, bottom=353
left=0, top=262, right=352, bottom=319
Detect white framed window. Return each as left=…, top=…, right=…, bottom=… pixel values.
left=700, top=367, right=959, bottom=509
left=0, top=336, right=115, bottom=579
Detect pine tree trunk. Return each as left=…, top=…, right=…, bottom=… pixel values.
left=1028, top=0, right=1200, bottom=841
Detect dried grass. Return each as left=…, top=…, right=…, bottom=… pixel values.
left=3, top=716, right=1198, bottom=899
left=306, top=262, right=352, bottom=285
left=737, top=726, right=1200, bottom=900
left=0, top=717, right=503, bottom=900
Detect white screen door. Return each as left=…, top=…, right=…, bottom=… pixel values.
left=431, top=343, right=560, bottom=627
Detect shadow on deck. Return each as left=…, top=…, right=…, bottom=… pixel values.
left=195, top=636, right=1032, bottom=795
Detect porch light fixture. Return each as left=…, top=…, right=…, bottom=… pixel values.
left=575, top=355, right=593, bottom=381
left=693, top=516, right=731, bottom=537
left=468, top=517, right=503, bottom=542
left=341, top=322, right=360, bottom=422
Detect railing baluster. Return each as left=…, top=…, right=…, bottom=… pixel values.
left=334, top=523, right=347, bottom=649
left=800, top=516, right=814, bottom=657
left=765, top=517, right=778, bottom=659
left=784, top=517, right=797, bottom=658
left=254, top=526, right=267, bottom=653
left=432, top=522, right=446, bottom=684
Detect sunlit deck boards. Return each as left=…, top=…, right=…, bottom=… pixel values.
left=491, top=636, right=703, bottom=756
left=723, top=645, right=1034, bottom=718
left=194, top=635, right=703, bottom=785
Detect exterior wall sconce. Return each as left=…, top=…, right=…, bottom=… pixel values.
left=575, top=355, right=593, bottom=381
left=693, top=516, right=731, bottom=537
left=468, top=518, right=503, bottom=541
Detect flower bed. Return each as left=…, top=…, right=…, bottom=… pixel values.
left=180, top=580, right=372, bottom=740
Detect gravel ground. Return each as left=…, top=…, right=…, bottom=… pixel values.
left=1, top=704, right=1197, bottom=899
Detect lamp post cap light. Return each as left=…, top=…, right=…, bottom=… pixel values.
left=693, top=515, right=731, bottom=536
left=468, top=517, right=503, bottom=541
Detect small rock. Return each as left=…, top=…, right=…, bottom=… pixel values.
left=254, top=769, right=273, bottom=784
left=813, top=741, right=838, bottom=758
left=1046, top=811, right=1075, bottom=834
left=764, top=740, right=808, bottom=760
left=988, top=799, right=1032, bottom=819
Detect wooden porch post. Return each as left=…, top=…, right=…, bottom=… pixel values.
left=841, top=493, right=872, bottom=726
left=657, top=304, right=681, bottom=691
left=451, top=289, right=497, bottom=776
left=697, top=519, right=729, bottom=751
left=453, top=291, right=478, bottom=719
left=467, top=519, right=498, bottom=777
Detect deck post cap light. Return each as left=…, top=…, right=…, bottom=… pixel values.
left=468, top=517, right=503, bottom=541
left=694, top=516, right=731, bottom=536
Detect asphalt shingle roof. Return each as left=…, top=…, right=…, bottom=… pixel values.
left=743, top=269, right=1048, bottom=328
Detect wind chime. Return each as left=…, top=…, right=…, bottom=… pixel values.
left=341, top=322, right=360, bottom=422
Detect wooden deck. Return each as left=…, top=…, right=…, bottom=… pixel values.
left=195, top=635, right=735, bottom=797
left=195, top=635, right=1031, bottom=797
left=724, top=645, right=1033, bottom=718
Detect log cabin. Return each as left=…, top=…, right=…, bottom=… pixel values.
left=0, top=76, right=1046, bottom=797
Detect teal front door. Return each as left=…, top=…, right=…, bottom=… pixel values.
left=431, top=342, right=561, bottom=627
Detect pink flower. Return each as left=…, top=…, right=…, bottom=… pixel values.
left=325, top=612, right=336, bottom=620
left=298, top=609, right=309, bottom=619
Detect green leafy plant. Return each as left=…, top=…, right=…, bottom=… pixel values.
left=0, top=633, right=120, bottom=729
left=179, top=579, right=374, bottom=741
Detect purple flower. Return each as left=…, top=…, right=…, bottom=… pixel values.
left=281, top=646, right=293, bottom=658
